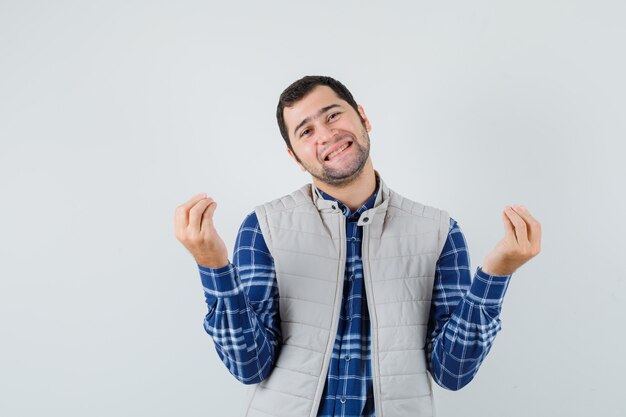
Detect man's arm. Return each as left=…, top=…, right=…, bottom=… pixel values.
left=199, top=212, right=280, bottom=384
left=174, top=193, right=280, bottom=384
left=426, top=218, right=512, bottom=391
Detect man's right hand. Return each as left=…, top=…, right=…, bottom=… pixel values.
left=174, top=192, right=229, bottom=269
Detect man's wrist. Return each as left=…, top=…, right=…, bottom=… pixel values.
left=196, top=257, right=230, bottom=269
left=480, top=261, right=515, bottom=277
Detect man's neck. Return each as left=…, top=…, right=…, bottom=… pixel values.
left=312, top=160, right=377, bottom=212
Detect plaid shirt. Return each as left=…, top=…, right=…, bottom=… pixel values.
left=199, top=185, right=512, bottom=417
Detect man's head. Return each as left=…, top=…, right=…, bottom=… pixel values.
left=276, top=75, right=372, bottom=187
left=277, top=76, right=365, bottom=152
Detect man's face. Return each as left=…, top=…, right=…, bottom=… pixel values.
left=283, top=85, right=372, bottom=187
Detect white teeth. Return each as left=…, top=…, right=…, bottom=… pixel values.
left=327, top=144, right=349, bottom=160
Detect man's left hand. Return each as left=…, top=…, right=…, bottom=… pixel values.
left=481, top=205, right=542, bottom=276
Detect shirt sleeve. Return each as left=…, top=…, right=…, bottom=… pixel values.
left=199, top=211, right=281, bottom=384
left=426, top=217, right=512, bottom=391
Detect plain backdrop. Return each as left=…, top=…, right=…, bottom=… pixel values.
left=1, top=1, right=625, bottom=416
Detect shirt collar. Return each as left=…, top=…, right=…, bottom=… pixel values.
left=316, top=175, right=380, bottom=220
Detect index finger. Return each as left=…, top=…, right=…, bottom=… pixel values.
left=505, top=206, right=529, bottom=245
left=175, top=192, right=208, bottom=229
left=512, top=205, right=542, bottom=246
left=182, top=192, right=208, bottom=209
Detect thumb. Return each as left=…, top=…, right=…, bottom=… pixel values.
left=502, top=208, right=515, bottom=238
left=205, top=200, right=218, bottom=218
left=201, top=200, right=218, bottom=230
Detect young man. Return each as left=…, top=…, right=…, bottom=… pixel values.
left=174, top=76, right=542, bottom=417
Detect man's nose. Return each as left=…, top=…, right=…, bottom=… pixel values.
left=317, top=124, right=337, bottom=144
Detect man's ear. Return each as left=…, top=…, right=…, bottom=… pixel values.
left=287, top=148, right=307, bottom=172
left=357, top=104, right=372, bottom=132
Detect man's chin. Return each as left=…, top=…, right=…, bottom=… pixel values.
left=316, top=165, right=366, bottom=187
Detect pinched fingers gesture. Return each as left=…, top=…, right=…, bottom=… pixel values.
left=482, top=205, right=542, bottom=276
left=174, top=192, right=229, bottom=268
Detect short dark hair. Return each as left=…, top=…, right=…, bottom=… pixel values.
left=276, top=75, right=363, bottom=152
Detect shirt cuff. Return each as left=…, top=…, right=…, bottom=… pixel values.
left=198, top=262, right=241, bottom=297
left=467, top=266, right=512, bottom=306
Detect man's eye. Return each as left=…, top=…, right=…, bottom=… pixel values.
left=301, top=129, right=311, bottom=137
left=328, top=112, right=339, bottom=121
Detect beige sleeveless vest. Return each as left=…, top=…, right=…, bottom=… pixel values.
left=245, top=177, right=450, bottom=417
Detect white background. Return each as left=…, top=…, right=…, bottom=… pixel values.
left=1, top=1, right=624, bottom=416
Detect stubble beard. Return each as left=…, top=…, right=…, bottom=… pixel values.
left=300, top=126, right=371, bottom=187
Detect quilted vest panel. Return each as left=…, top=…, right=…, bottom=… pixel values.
left=243, top=178, right=449, bottom=417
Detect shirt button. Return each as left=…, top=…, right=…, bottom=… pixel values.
left=331, top=205, right=337, bottom=210
left=345, top=355, right=351, bottom=361
left=347, top=316, right=352, bottom=321
left=362, top=217, right=369, bottom=223
left=340, top=396, right=346, bottom=404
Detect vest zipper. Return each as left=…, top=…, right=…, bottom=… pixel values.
left=310, top=212, right=347, bottom=417
left=362, top=223, right=383, bottom=417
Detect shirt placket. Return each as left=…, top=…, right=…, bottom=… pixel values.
left=345, top=208, right=368, bottom=416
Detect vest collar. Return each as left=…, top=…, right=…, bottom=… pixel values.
left=309, top=171, right=390, bottom=226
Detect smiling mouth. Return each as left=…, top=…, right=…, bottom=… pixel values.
left=324, top=142, right=352, bottom=161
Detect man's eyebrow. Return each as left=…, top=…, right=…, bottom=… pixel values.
left=293, top=104, right=342, bottom=137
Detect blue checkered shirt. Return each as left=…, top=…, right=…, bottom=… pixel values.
left=199, top=185, right=512, bottom=417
